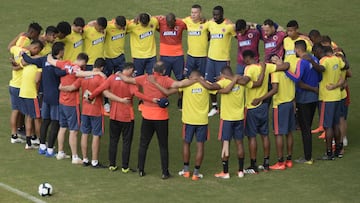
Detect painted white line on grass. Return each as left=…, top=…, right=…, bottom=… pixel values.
left=0, top=182, right=47, bottom=203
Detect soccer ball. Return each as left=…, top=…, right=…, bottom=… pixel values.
left=38, top=182, right=53, bottom=196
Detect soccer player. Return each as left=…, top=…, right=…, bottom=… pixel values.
left=240, top=50, right=289, bottom=173
left=127, top=13, right=159, bottom=76
left=39, top=26, right=59, bottom=56
left=308, top=29, right=322, bottom=44
left=103, top=16, right=128, bottom=113
left=61, top=17, right=85, bottom=61
left=59, top=58, right=107, bottom=168
left=286, top=41, right=323, bottom=164
left=235, top=19, right=261, bottom=75
left=8, top=22, right=43, bottom=49
left=56, top=21, right=72, bottom=40
left=21, top=42, right=67, bottom=156
left=88, top=62, right=157, bottom=172
left=183, top=4, right=209, bottom=77
left=206, top=5, right=236, bottom=116
left=83, top=17, right=107, bottom=71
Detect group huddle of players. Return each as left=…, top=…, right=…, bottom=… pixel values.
left=8, top=4, right=350, bottom=180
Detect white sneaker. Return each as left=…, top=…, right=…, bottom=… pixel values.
left=208, top=107, right=218, bottom=117
left=56, top=152, right=71, bottom=160
left=72, top=157, right=83, bottom=164
left=343, top=136, right=348, bottom=146
left=31, top=138, right=40, bottom=145
left=104, top=103, right=110, bottom=113
left=237, top=171, right=244, bottom=178
left=25, top=144, right=39, bottom=150
left=11, top=137, right=25, bottom=144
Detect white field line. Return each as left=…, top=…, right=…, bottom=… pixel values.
left=0, top=182, right=47, bottom=203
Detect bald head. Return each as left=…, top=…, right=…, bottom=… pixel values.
left=166, top=13, right=176, bottom=29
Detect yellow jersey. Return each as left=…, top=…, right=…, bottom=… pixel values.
left=217, top=78, right=245, bottom=120
left=83, top=26, right=105, bottom=64
left=9, top=46, right=29, bottom=88
left=244, top=63, right=277, bottom=109
left=127, top=17, right=158, bottom=58
left=207, top=21, right=236, bottom=61
left=15, top=35, right=31, bottom=48
left=104, top=19, right=127, bottom=58
left=39, top=41, right=52, bottom=56
left=61, top=30, right=84, bottom=61
left=283, top=35, right=312, bottom=72
left=182, top=17, right=209, bottom=57
left=19, top=64, right=41, bottom=99
left=271, top=71, right=295, bottom=108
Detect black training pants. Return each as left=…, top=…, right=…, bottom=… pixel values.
left=297, top=102, right=317, bottom=161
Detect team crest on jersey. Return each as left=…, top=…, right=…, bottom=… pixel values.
left=222, top=28, right=226, bottom=32
left=248, top=33, right=253, bottom=38
left=273, top=35, right=278, bottom=41
left=199, top=25, right=203, bottom=30
left=150, top=24, right=154, bottom=28
left=174, top=26, right=179, bottom=31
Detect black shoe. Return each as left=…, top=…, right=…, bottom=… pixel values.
left=92, top=163, right=107, bottom=168
left=139, top=170, right=146, bottom=177
left=161, top=173, right=171, bottom=180
left=317, top=154, right=335, bottom=160
left=244, top=166, right=259, bottom=174
left=83, top=161, right=91, bottom=167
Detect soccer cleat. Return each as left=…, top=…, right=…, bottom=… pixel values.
left=31, top=138, right=40, bottom=145
left=237, top=171, right=245, bottom=178
left=45, top=151, right=55, bottom=158
left=161, top=171, right=171, bottom=180
left=11, top=136, right=25, bottom=144
left=258, top=164, right=269, bottom=172
left=38, top=148, right=46, bottom=155
left=122, top=168, right=130, bottom=173
left=244, top=166, right=259, bottom=174
left=92, top=163, right=107, bottom=169
left=295, top=158, right=314, bottom=165
left=71, top=157, right=83, bottom=164
left=317, top=154, right=335, bottom=161
left=208, top=107, right=218, bottom=117
left=269, top=162, right=286, bottom=170
left=25, top=144, right=39, bottom=150
left=178, top=170, right=190, bottom=178
left=285, top=160, right=293, bottom=168
left=56, top=152, right=71, bottom=160
left=191, top=173, right=203, bottom=181
left=214, top=171, right=230, bottom=179
left=139, top=170, right=146, bottom=177
left=109, top=166, right=118, bottom=171
left=343, top=136, right=348, bottom=147
left=104, top=103, right=110, bottom=113
left=318, top=132, right=325, bottom=139
left=311, top=126, right=324, bottom=134
left=83, top=161, right=91, bottom=167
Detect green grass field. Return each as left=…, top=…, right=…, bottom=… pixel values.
left=0, top=0, right=360, bottom=202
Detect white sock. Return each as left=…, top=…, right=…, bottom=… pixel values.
left=72, top=154, right=79, bottom=159
left=83, top=158, right=89, bottom=163
left=40, top=144, right=47, bottom=150
left=212, top=102, right=217, bottom=107
left=58, top=151, right=64, bottom=155
left=47, top=148, right=53, bottom=154
left=91, top=160, right=98, bottom=166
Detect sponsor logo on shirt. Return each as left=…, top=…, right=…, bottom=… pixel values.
left=92, top=37, right=105, bottom=45
left=163, top=31, right=177, bottom=36
left=332, top=64, right=339, bottom=70
left=285, top=50, right=296, bottom=55
left=265, top=42, right=276, bottom=49
left=188, top=31, right=201, bottom=36
left=115, top=76, right=122, bottom=81
left=112, top=33, right=125, bottom=40
left=74, top=39, right=83, bottom=48
left=211, top=34, right=224, bottom=39
left=139, top=31, right=153, bottom=39
left=191, top=88, right=203, bottom=94
left=239, top=40, right=251, bottom=47
left=232, top=86, right=240, bottom=92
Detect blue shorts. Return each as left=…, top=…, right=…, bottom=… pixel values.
left=59, top=104, right=80, bottom=131
left=245, top=103, right=269, bottom=137
left=339, top=98, right=348, bottom=120
left=9, top=86, right=21, bottom=111
left=160, top=55, right=184, bottom=81
left=205, top=58, right=229, bottom=82
left=80, top=115, right=103, bottom=136
left=183, top=124, right=208, bottom=143
left=133, top=56, right=156, bottom=76
left=273, top=102, right=296, bottom=135
left=104, top=54, right=125, bottom=76
left=21, top=97, right=41, bottom=119
left=323, top=101, right=341, bottom=128
left=219, top=120, right=244, bottom=141
left=85, top=65, right=93, bottom=71
left=185, top=55, right=207, bottom=77
left=236, top=64, right=246, bottom=75
left=41, top=101, right=59, bottom=120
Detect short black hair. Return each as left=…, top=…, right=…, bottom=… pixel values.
left=192, top=4, right=202, bottom=10
left=312, top=43, right=323, bottom=53
left=56, top=21, right=71, bottom=36
left=94, top=58, right=106, bottom=69
left=139, top=13, right=150, bottom=26
left=242, top=50, right=255, bottom=59
left=323, top=46, right=333, bottom=54
left=77, top=53, right=89, bottom=63
left=295, top=40, right=307, bottom=51
left=309, top=29, right=321, bottom=38
left=213, top=5, right=224, bottom=13
left=45, top=26, right=59, bottom=35
left=97, top=17, right=107, bottom=28
left=51, top=42, right=65, bottom=57
left=29, top=22, right=43, bottom=33
left=73, top=17, right=85, bottom=27
left=115, top=16, right=126, bottom=27
left=31, top=39, right=44, bottom=50
left=153, top=61, right=166, bottom=73
left=123, top=62, right=135, bottom=70
left=321, top=35, right=332, bottom=44
left=221, top=65, right=233, bottom=74
left=263, top=19, right=275, bottom=27
left=287, top=20, right=299, bottom=29
left=235, top=19, right=247, bottom=31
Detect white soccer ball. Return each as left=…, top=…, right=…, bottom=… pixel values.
left=38, top=182, right=53, bottom=196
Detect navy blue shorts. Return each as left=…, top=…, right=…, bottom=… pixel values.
left=236, top=64, right=246, bottom=75
left=80, top=115, right=103, bottom=136
left=133, top=56, right=156, bottom=76
left=339, top=98, right=348, bottom=120
left=273, top=102, right=296, bottom=135
left=245, top=103, right=269, bottom=137
left=185, top=55, right=207, bottom=77
left=59, top=104, right=80, bottom=131
left=323, top=101, right=341, bottom=128
left=105, top=54, right=125, bottom=76
left=21, top=97, right=41, bottom=119
left=183, top=124, right=208, bottom=143
left=9, top=86, right=21, bottom=111
left=160, top=55, right=184, bottom=81
left=218, top=119, right=244, bottom=141
left=205, top=58, right=229, bottom=82
left=41, top=101, right=59, bottom=120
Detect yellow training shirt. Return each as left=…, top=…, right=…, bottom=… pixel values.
left=183, top=17, right=209, bottom=57
left=207, top=21, right=236, bottom=61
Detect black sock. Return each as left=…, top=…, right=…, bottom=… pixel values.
left=264, top=157, right=270, bottom=166
left=11, top=134, right=18, bottom=139
left=327, top=150, right=332, bottom=156
left=286, top=155, right=292, bottom=160
left=31, top=135, right=37, bottom=140
left=250, top=159, right=256, bottom=167
left=222, top=160, right=229, bottom=173
left=26, top=137, right=31, bottom=146
left=195, top=165, right=200, bottom=170
left=278, top=157, right=284, bottom=162
left=238, top=158, right=244, bottom=171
